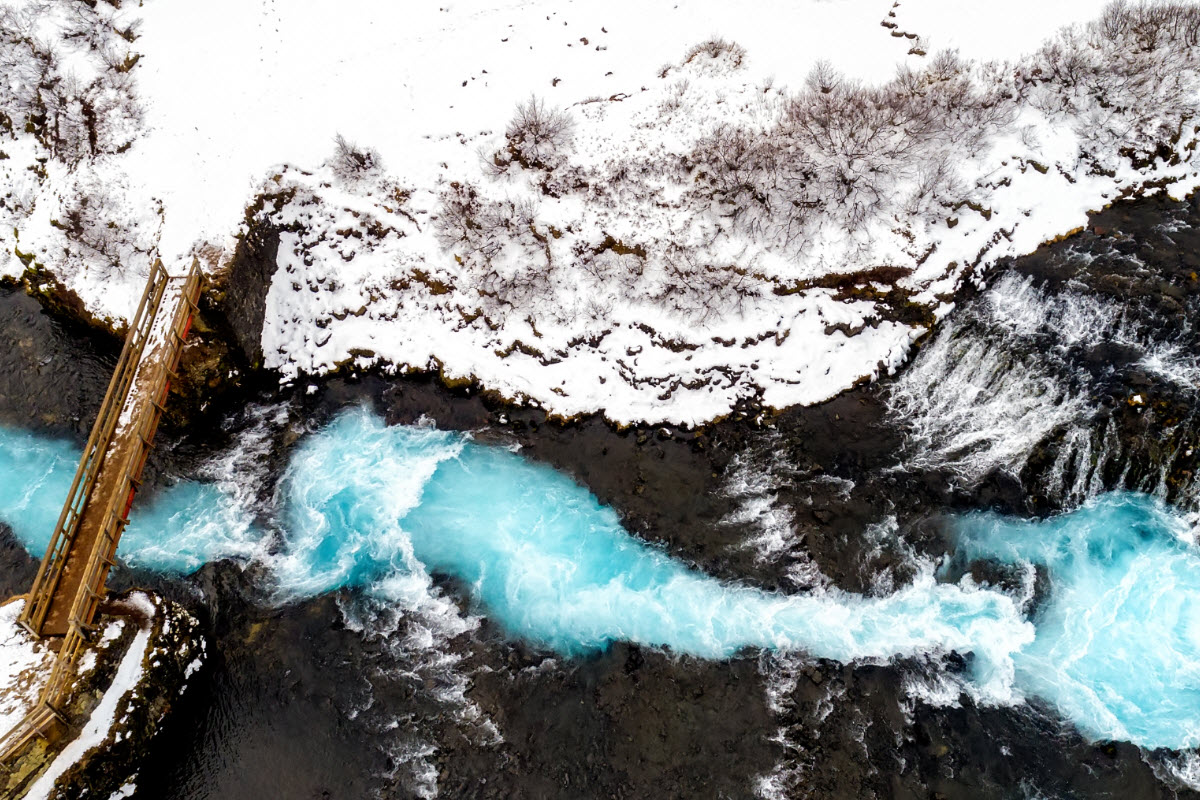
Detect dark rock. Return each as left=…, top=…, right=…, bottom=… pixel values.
left=216, top=221, right=282, bottom=369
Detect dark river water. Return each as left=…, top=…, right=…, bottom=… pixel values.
left=2, top=193, right=1200, bottom=799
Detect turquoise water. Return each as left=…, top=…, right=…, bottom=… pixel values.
left=0, top=408, right=1197, bottom=749
left=273, top=410, right=1027, bottom=677
left=954, top=493, right=1200, bottom=750
left=0, top=426, right=259, bottom=573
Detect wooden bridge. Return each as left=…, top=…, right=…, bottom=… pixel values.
left=0, top=259, right=201, bottom=763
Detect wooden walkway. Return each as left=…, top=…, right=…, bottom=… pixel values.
left=0, top=259, right=201, bottom=763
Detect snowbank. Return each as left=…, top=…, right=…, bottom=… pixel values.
left=3, top=0, right=1199, bottom=424
left=23, top=618, right=151, bottom=800
left=0, top=600, right=53, bottom=741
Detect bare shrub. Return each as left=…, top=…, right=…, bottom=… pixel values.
left=491, top=96, right=574, bottom=174
left=650, top=245, right=762, bottom=323
left=53, top=175, right=156, bottom=275
left=658, top=78, right=692, bottom=114
left=433, top=183, right=557, bottom=314
left=1123, top=0, right=1200, bottom=49
left=683, top=37, right=747, bottom=70
left=434, top=183, right=527, bottom=259
left=0, top=3, right=141, bottom=165
left=684, top=0, right=1200, bottom=257
left=432, top=1, right=1200, bottom=329
left=694, top=123, right=783, bottom=239
left=1098, top=0, right=1134, bottom=41
left=691, top=52, right=1014, bottom=251
left=330, top=134, right=383, bottom=183
left=903, top=157, right=965, bottom=217
left=576, top=239, right=646, bottom=296
left=59, top=193, right=123, bottom=267
left=1022, top=1, right=1200, bottom=167
left=804, top=60, right=842, bottom=95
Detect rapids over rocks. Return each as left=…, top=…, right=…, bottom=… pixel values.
left=2, top=409, right=1199, bottom=754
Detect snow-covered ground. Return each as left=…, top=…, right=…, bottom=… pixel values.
left=0, top=600, right=53, bottom=740
left=23, top=607, right=151, bottom=800
left=3, top=0, right=1200, bottom=424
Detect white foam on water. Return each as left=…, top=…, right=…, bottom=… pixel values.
left=860, top=516, right=924, bottom=597
left=891, top=271, right=1200, bottom=503
left=955, top=494, right=1200, bottom=750
left=889, top=291, right=1093, bottom=483
left=754, top=653, right=812, bottom=800
left=902, top=671, right=967, bottom=712
left=1140, top=344, right=1200, bottom=392
left=198, top=403, right=289, bottom=507
left=720, top=438, right=833, bottom=589
left=387, top=741, right=439, bottom=800
left=122, top=407, right=294, bottom=573
left=983, top=272, right=1133, bottom=347
left=1153, top=750, right=1200, bottom=793
left=720, top=438, right=807, bottom=569
left=339, top=580, right=501, bottom=796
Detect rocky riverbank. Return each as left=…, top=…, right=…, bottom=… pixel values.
left=0, top=593, right=203, bottom=800
left=1, top=193, right=1198, bottom=798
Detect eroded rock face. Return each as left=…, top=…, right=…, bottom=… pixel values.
left=0, top=286, right=120, bottom=438
left=160, top=296, right=257, bottom=435
left=216, top=222, right=282, bottom=370
left=136, top=219, right=289, bottom=434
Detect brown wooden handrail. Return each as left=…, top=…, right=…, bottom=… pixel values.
left=19, top=261, right=171, bottom=636
left=1, top=259, right=203, bottom=766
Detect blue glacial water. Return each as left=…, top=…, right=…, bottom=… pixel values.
left=0, top=426, right=258, bottom=573
left=0, top=407, right=1197, bottom=749
left=953, top=493, right=1200, bottom=750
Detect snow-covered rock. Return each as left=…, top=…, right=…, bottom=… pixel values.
left=3, top=0, right=1200, bottom=425
left=0, top=599, right=53, bottom=742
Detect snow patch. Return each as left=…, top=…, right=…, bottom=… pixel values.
left=0, top=600, right=54, bottom=741
left=5, top=1, right=1200, bottom=425
left=107, top=780, right=137, bottom=800
left=24, top=621, right=153, bottom=800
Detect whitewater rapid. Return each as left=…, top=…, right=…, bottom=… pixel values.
left=954, top=493, right=1200, bottom=749
left=0, top=407, right=1197, bottom=749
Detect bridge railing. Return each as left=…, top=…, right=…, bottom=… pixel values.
left=18, top=261, right=171, bottom=637
left=60, top=260, right=200, bottom=643
left=1, top=259, right=202, bottom=766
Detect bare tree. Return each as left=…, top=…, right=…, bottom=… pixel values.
left=491, top=96, right=574, bottom=173
left=330, top=134, right=383, bottom=183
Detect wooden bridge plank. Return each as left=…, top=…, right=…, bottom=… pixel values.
left=0, top=260, right=202, bottom=765
left=24, top=262, right=199, bottom=638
